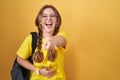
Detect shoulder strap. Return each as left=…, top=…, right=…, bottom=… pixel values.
left=30, top=32, right=37, bottom=54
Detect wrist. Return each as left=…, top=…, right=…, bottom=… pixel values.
left=34, top=68, right=40, bottom=75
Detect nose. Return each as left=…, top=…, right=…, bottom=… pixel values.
left=47, top=16, right=50, bottom=20
left=47, top=16, right=52, bottom=20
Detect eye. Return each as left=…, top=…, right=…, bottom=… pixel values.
left=42, top=15, right=47, bottom=18
left=51, top=15, right=57, bottom=18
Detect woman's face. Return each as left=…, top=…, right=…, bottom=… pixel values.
left=40, top=8, right=57, bottom=35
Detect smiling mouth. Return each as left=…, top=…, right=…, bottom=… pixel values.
left=45, top=23, right=52, bottom=27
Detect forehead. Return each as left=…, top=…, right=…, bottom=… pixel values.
left=42, top=8, right=55, bottom=14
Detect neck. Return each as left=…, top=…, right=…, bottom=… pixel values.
left=43, top=31, right=53, bottom=38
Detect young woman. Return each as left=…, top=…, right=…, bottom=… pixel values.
left=16, top=4, right=68, bottom=80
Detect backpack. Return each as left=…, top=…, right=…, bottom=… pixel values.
left=10, top=32, right=37, bottom=80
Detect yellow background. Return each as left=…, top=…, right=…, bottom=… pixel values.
left=0, top=0, right=120, bottom=80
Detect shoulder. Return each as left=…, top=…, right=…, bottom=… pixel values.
left=21, top=32, right=35, bottom=44
left=57, top=31, right=68, bottom=37
left=24, top=33, right=32, bottom=41
left=25, top=31, right=37, bottom=40
left=57, top=31, right=68, bottom=39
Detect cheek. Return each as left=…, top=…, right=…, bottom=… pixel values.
left=40, top=19, right=44, bottom=25
left=53, top=19, right=57, bottom=24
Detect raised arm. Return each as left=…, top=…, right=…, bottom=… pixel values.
left=43, top=35, right=67, bottom=50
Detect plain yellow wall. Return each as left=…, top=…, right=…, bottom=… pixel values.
left=0, top=0, right=120, bottom=80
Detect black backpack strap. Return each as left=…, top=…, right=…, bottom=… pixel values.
left=30, top=32, right=37, bottom=55
left=28, top=32, right=37, bottom=63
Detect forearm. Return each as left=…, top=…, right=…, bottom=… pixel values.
left=44, top=35, right=67, bottom=50
left=17, top=56, right=36, bottom=72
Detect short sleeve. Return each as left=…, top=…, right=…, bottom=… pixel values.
left=17, top=34, right=32, bottom=59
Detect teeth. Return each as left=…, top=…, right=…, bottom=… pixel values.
left=48, top=23, right=52, bottom=25
left=46, top=23, right=52, bottom=25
